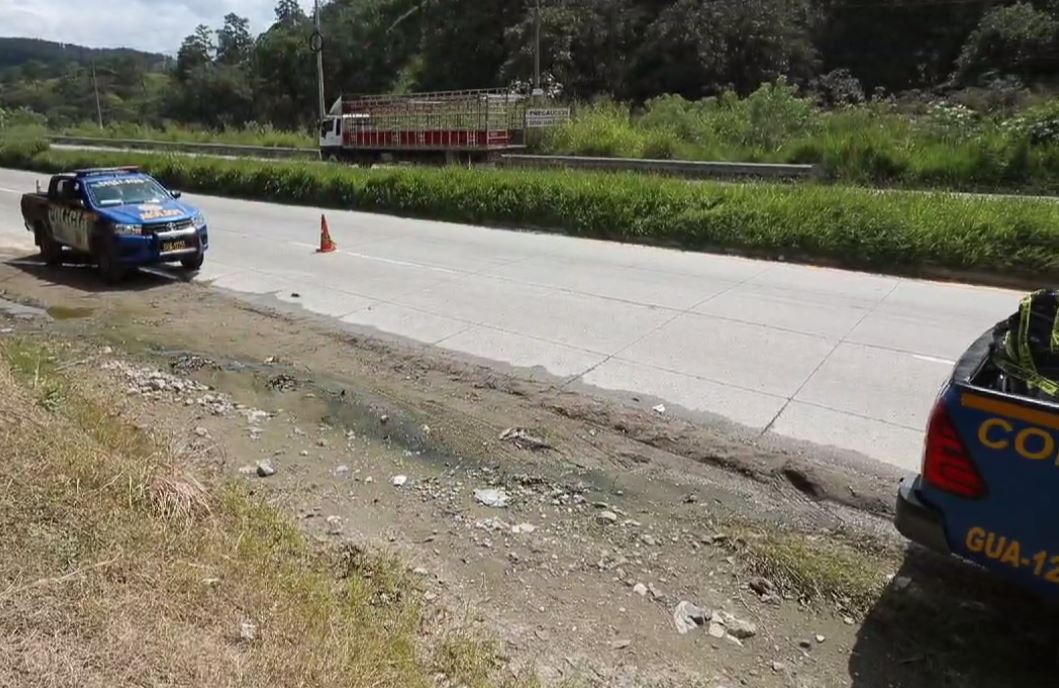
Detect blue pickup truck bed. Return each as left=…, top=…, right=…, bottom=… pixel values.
left=897, top=328, right=1059, bottom=598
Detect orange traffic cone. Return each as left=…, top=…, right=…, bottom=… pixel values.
left=317, top=214, right=337, bottom=253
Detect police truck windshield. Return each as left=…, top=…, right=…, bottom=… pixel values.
left=86, top=177, right=171, bottom=206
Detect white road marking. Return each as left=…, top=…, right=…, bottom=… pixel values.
left=912, top=354, right=957, bottom=366
left=0, top=187, right=20, bottom=194
left=288, top=240, right=462, bottom=275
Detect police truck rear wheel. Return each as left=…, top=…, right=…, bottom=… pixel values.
left=36, top=226, right=61, bottom=267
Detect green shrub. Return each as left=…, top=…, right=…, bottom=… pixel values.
left=3, top=145, right=1056, bottom=282
left=542, top=101, right=644, bottom=157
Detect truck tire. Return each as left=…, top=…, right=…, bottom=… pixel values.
left=95, top=236, right=127, bottom=284
left=180, top=252, right=204, bottom=271
left=35, top=225, right=62, bottom=267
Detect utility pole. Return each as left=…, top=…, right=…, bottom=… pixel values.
left=533, top=0, right=542, bottom=96
left=91, top=63, right=103, bottom=129
left=314, top=0, right=326, bottom=121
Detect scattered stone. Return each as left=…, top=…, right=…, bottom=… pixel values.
left=193, top=426, right=209, bottom=438
left=364, top=476, right=374, bottom=484
left=641, top=534, right=658, bottom=546
left=424, top=592, right=437, bottom=602
left=244, top=409, right=270, bottom=424
left=771, top=661, right=787, bottom=674
left=290, top=292, right=301, bottom=298
left=335, top=465, right=351, bottom=475
left=815, top=634, right=826, bottom=644
left=892, top=575, right=912, bottom=592
left=202, top=577, right=221, bottom=587
left=499, top=427, right=551, bottom=451
left=749, top=576, right=775, bottom=597
left=596, top=510, right=618, bottom=525
left=238, top=465, right=256, bottom=476
left=799, top=639, right=812, bottom=650
left=610, top=639, right=631, bottom=650
left=648, top=583, right=663, bottom=599
left=265, top=374, right=297, bottom=392
left=413, top=567, right=430, bottom=576
left=683, top=493, right=699, bottom=504
left=716, top=611, right=757, bottom=639
left=474, top=488, right=510, bottom=508
left=843, top=616, right=855, bottom=625
left=316, top=438, right=329, bottom=448
left=672, top=601, right=709, bottom=634
left=632, top=583, right=648, bottom=597
left=475, top=517, right=509, bottom=532
left=379, top=414, right=390, bottom=425
left=255, top=460, right=276, bottom=478
left=392, top=475, right=408, bottom=487
left=239, top=621, right=257, bottom=642
left=421, top=424, right=431, bottom=435
left=707, top=622, right=726, bottom=639
left=512, top=523, right=536, bottom=534
left=652, top=403, right=666, bottom=414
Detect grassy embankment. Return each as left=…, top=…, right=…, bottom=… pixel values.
left=2, top=131, right=1055, bottom=284
left=0, top=336, right=525, bottom=687
left=52, top=81, right=1059, bottom=194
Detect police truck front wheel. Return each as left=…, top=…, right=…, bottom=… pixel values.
left=95, top=239, right=126, bottom=283
left=181, top=252, right=204, bottom=271
left=35, top=225, right=62, bottom=267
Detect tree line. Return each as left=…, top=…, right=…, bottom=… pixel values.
left=4, top=0, right=1059, bottom=131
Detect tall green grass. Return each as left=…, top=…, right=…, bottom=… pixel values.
left=60, top=121, right=315, bottom=148
left=545, top=86, right=1059, bottom=194
left=3, top=138, right=1056, bottom=283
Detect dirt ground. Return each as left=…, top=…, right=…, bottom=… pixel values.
left=1, top=255, right=1057, bottom=688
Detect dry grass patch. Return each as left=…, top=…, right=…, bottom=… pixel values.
left=0, top=338, right=523, bottom=687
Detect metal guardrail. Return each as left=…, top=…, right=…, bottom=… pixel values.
left=49, top=135, right=319, bottom=160
left=498, top=154, right=820, bottom=180
left=47, top=137, right=820, bottom=180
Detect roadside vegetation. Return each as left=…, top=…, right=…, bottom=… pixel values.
left=59, top=120, right=315, bottom=149
left=3, top=134, right=1056, bottom=283
left=0, top=337, right=521, bottom=687
left=544, top=81, right=1059, bottom=194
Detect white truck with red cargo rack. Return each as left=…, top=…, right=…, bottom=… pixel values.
left=319, top=88, right=565, bottom=165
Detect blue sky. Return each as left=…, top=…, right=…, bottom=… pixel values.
left=1, top=0, right=310, bottom=54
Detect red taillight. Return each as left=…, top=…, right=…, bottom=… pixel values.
left=922, top=402, right=985, bottom=498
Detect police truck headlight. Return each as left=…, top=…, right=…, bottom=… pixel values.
left=113, top=223, right=142, bottom=235
left=193, top=213, right=207, bottom=229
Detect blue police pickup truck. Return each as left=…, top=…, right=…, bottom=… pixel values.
left=896, top=292, right=1059, bottom=599
left=20, top=167, right=208, bottom=282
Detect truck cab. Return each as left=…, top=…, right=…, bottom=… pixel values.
left=21, top=167, right=208, bottom=282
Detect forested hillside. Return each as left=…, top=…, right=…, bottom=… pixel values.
left=3, top=0, right=1059, bottom=130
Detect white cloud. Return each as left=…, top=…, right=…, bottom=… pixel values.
left=0, top=0, right=310, bottom=54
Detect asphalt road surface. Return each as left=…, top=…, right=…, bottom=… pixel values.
left=0, top=167, right=1023, bottom=473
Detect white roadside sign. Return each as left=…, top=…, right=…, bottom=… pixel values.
left=526, top=108, right=571, bottom=128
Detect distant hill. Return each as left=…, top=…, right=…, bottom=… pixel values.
left=0, top=37, right=167, bottom=70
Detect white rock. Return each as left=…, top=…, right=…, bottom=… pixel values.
left=707, top=622, right=726, bottom=638
left=239, top=621, right=257, bottom=642
left=474, top=488, right=510, bottom=508
left=632, top=583, right=648, bottom=596
left=512, top=523, right=537, bottom=534
left=335, top=465, right=351, bottom=475
left=255, top=460, right=276, bottom=477
left=193, top=426, right=209, bottom=438
left=596, top=510, right=618, bottom=525
left=391, top=475, right=408, bottom=487
left=652, top=403, right=666, bottom=414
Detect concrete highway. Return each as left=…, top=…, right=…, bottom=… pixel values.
left=0, top=167, right=1023, bottom=473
